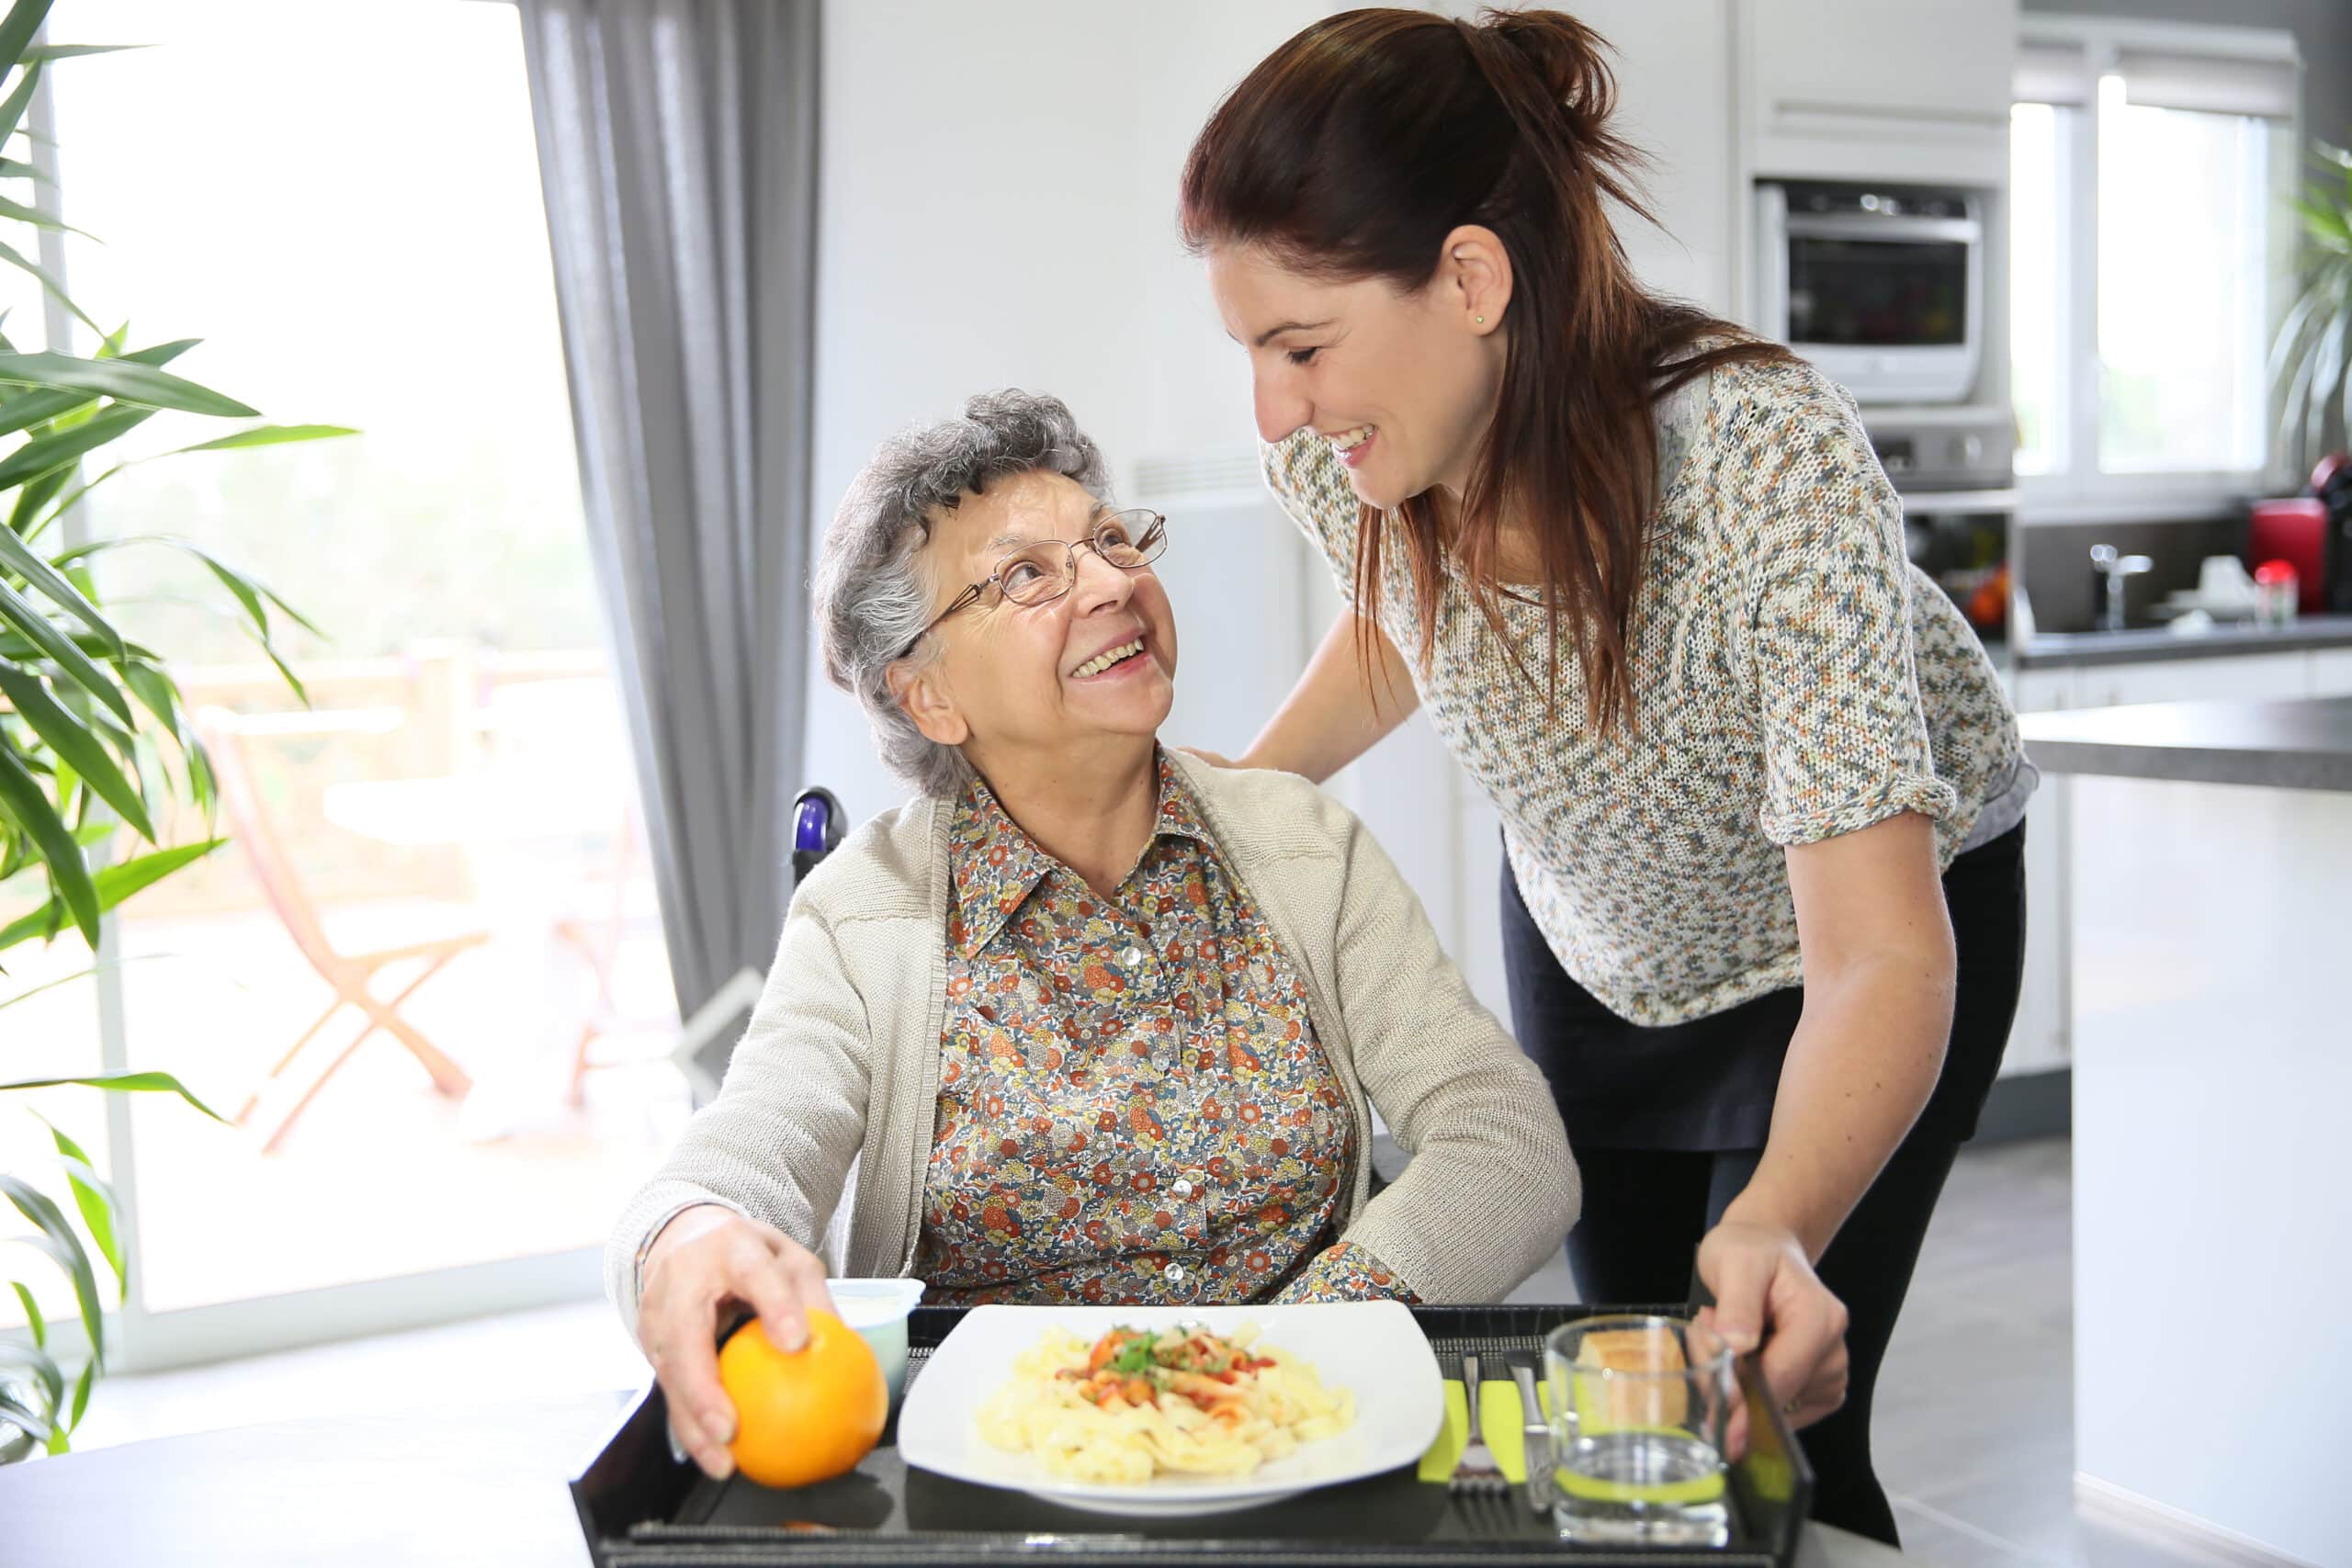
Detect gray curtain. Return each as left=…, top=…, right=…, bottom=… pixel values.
left=516, top=0, right=819, bottom=1092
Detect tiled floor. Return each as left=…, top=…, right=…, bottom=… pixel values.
left=62, top=1138, right=2234, bottom=1565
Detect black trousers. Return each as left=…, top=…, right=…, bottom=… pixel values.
left=1501, top=820, right=2029, bottom=1547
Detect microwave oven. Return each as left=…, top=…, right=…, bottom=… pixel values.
left=1754, top=180, right=1984, bottom=405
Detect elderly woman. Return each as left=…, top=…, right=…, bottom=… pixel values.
left=612, top=389, right=1576, bottom=1481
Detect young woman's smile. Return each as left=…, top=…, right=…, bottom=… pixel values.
left=1204, top=241, right=1507, bottom=511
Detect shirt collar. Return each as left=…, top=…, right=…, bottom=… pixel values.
left=946, top=749, right=1213, bottom=957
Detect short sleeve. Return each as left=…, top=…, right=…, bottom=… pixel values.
left=1261, top=430, right=1363, bottom=607
left=1735, top=380, right=1959, bottom=847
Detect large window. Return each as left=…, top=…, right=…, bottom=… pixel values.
left=2011, top=22, right=2301, bottom=516
left=2, top=0, right=686, bottom=1365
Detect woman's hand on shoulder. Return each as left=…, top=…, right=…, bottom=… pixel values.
left=637, top=1205, right=838, bottom=1479
left=1693, top=1217, right=1850, bottom=1430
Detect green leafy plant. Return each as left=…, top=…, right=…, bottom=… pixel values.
left=0, top=0, right=348, bottom=1461
left=2272, top=137, right=2352, bottom=471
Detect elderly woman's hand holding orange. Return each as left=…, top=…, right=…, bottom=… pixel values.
left=635, top=1204, right=838, bottom=1480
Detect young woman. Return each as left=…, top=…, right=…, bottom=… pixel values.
left=1178, top=8, right=2031, bottom=1546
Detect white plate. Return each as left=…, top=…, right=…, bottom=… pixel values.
left=895, top=1301, right=1443, bottom=1517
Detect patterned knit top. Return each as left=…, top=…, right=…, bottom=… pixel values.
left=1261, top=354, right=2023, bottom=1027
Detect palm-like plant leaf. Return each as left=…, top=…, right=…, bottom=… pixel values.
left=0, top=733, right=96, bottom=940
left=0, top=338, right=199, bottom=437
left=36, top=1117, right=122, bottom=1292
left=2275, top=139, right=2352, bottom=468
left=0, top=664, right=152, bottom=839
left=0, top=1071, right=221, bottom=1121
left=0, top=400, right=153, bottom=488
left=0, top=577, right=132, bottom=723
left=0, top=352, right=256, bottom=415
left=0, top=1173, right=102, bottom=1366
left=0, top=1, right=52, bottom=77
left=0, top=518, right=124, bottom=653
left=20, top=44, right=134, bottom=65
left=0, top=5, right=337, bottom=1464
left=0, top=838, right=223, bottom=952
left=0, top=235, right=97, bottom=335
left=7, top=1281, right=41, bottom=1345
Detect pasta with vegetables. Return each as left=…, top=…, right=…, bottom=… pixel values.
left=975, top=1323, right=1356, bottom=1483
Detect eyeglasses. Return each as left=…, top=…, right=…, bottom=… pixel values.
left=910, top=508, right=1168, bottom=648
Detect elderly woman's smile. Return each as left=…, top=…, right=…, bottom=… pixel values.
left=1069, top=634, right=1148, bottom=681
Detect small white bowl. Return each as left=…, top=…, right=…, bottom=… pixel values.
left=827, top=1277, right=926, bottom=1401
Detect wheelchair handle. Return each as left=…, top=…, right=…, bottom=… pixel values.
left=791, top=786, right=845, bottom=886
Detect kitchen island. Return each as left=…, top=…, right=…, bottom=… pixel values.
left=2016, top=696, right=2352, bottom=1568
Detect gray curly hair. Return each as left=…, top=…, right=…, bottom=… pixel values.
left=813, top=389, right=1114, bottom=799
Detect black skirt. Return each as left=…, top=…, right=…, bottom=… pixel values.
left=1499, top=819, right=2028, bottom=1152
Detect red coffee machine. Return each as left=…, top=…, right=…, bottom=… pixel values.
left=2248, top=495, right=2327, bottom=615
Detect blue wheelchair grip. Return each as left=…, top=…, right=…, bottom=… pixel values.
left=790, top=786, right=845, bottom=888
left=793, top=793, right=833, bottom=856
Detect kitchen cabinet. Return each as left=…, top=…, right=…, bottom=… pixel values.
left=2005, top=667, right=2072, bottom=1079
left=2309, top=648, right=2352, bottom=696
left=2006, top=649, right=2325, bottom=1082
left=2020, top=695, right=2352, bottom=1564
left=1562, top=0, right=1737, bottom=314
left=2069, top=650, right=2307, bottom=708
left=1740, top=0, right=2017, bottom=186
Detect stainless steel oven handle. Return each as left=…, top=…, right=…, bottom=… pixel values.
left=1894, top=487, right=2018, bottom=513
left=1783, top=214, right=1983, bottom=244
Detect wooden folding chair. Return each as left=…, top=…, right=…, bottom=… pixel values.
left=552, top=804, right=673, bottom=1105
left=195, top=707, right=490, bottom=1155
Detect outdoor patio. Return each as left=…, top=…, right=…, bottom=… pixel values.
left=2, top=650, right=697, bottom=1325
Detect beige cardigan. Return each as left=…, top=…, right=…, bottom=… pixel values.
left=605, top=753, right=1578, bottom=1335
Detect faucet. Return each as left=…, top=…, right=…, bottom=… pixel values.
left=2089, top=544, right=2153, bottom=633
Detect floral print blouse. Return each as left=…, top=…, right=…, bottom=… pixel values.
left=910, top=753, right=1414, bottom=1305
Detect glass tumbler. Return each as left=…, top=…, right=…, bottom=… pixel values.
left=1543, top=1313, right=1736, bottom=1546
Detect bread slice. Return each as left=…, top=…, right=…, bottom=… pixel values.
left=1573, top=1325, right=1689, bottom=1428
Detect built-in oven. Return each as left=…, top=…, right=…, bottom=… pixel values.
left=1869, top=406, right=2017, bottom=649
left=1755, top=179, right=1985, bottom=405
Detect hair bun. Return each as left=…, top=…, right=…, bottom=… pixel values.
left=1463, top=8, right=1619, bottom=141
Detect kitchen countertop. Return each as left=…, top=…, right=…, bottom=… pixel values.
left=2018, top=694, right=2352, bottom=791
left=2012, top=613, right=2352, bottom=668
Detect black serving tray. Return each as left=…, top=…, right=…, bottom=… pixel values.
left=571, top=1303, right=1814, bottom=1567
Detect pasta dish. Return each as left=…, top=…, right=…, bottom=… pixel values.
left=975, top=1322, right=1356, bottom=1483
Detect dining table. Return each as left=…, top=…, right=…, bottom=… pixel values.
left=0, top=1387, right=1923, bottom=1568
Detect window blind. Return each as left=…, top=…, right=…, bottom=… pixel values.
left=2115, top=49, right=2299, bottom=119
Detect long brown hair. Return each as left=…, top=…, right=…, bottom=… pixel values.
left=1181, top=6, right=1795, bottom=735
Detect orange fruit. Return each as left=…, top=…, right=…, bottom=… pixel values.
left=716, top=1308, right=888, bottom=1488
